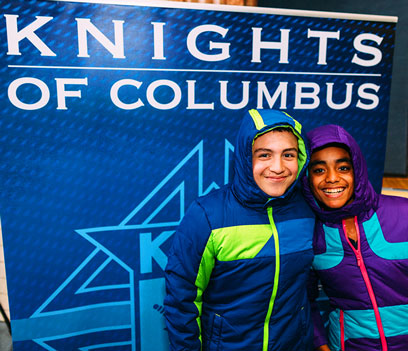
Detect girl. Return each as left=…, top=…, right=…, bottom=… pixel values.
left=303, top=124, right=408, bottom=351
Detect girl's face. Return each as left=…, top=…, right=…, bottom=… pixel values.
left=309, top=146, right=355, bottom=209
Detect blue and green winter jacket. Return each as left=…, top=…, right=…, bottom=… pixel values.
left=164, top=109, right=315, bottom=351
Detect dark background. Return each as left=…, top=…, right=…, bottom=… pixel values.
left=259, top=0, right=408, bottom=176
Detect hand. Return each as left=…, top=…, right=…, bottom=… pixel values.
left=316, top=345, right=331, bottom=351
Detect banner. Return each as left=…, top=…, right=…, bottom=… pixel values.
left=0, top=0, right=396, bottom=349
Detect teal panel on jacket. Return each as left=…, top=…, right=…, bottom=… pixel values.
left=313, top=225, right=344, bottom=270
left=364, top=213, right=408, bottom=260
left=329, top=304, right=408, bottom=346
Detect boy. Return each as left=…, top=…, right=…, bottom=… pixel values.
left=164, top=109, right=315, bottom=350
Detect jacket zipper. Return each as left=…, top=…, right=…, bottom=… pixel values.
left=263, top=207, right=280, bottom=351
left=342, top=216, right=387, bottom=351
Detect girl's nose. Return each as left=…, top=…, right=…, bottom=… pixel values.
left=326, top=168, right=339, bottom=182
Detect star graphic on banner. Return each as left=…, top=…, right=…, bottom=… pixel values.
left=12, top=140, right=234, bottom=351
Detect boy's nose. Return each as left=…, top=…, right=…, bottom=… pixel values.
left=268, top=158, right=284, bottom=173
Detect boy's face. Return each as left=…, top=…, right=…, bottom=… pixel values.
left=252, top=130, right=299, bottom=197
left=309, top=146, right=355, bottom=209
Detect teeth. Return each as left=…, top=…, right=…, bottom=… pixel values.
left=323, top=188, right=344, bottom=194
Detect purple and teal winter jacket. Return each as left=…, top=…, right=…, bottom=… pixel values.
left=302, top=124, right=408, bottom=351
left=164, top=109, right=315, bottom=350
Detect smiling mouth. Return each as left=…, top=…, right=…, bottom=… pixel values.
left=266, top=176, right=286, bottom=182
left=322, top=187, right=346, bottom=196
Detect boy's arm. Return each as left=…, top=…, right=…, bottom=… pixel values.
left=164, top=200, right=214, bottom=351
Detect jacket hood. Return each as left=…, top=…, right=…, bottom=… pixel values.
left=232, top=109, right=310, bottom=209
left=302, top=124, right=379, bottom=222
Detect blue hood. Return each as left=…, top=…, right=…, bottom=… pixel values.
left=231, top=109, right=310, bottom=209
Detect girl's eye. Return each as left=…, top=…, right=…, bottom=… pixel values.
left=339, top=165, right=352, bottom=171
left=312, top=168, right=324, bottom=174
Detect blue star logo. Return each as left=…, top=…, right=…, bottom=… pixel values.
left=11, top=140, right=234, bottom=351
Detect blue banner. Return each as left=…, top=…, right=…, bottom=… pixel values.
left=0, top=0, right=396, bottom=350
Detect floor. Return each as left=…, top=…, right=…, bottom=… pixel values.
left=383, top=176, right=408, bottom=189
left=382, top=176, right=408, bottom=197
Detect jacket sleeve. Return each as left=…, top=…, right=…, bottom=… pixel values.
left=308, top=268, right=329, bottom=349
left=164, top=200, right=215, bottom=351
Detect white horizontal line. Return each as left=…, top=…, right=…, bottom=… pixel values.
left=8, top=65, right=381, bottom=77
left=382, top=187, right=408, bottom=192
left=49, top=0, right=398, bottom=23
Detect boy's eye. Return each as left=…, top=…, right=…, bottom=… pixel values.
left=283, top=153, right=296, bottom=158
left=312, top=168, right=324, bottom=174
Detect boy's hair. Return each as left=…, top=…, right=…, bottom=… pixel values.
left=272, top=126, right=295, bottom=134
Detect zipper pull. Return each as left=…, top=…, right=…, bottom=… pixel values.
left=356, top=251, right=361, bottom=267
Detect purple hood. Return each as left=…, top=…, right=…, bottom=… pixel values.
left=302, top=124, right=379, bottom=223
